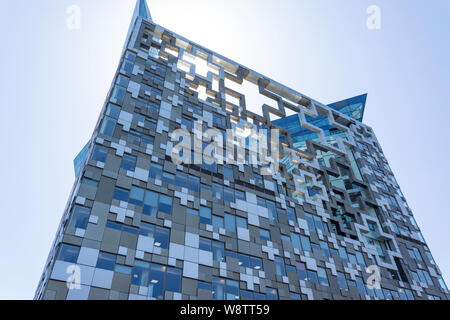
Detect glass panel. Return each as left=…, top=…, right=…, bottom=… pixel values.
left=58, top=244, right=80, bottom=263
left=69, top=206, right=90, bottom=230
left=158, top=195, right=172, bottom=215
left=96, top=252, right=116, bottom=271
left=166, top=268, right=181, bottom=293
left=143, top=191, right=158, bottom=217
left=149, top=264, right=165, bottom=299
left=100, top=116, right=116, bottom=136
left=129, top=187, right=145, bottom=206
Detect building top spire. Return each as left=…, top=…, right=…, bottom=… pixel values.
left=122, top=0, right=152, bottom=54
left=133, top=0, right=152, bottom=22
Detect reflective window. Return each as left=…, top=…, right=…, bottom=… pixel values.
left=121, top=154, right=137, bottom=171
left=337, top=272, right=348, bottom=291
left=91, top=145, right=108, bottom=162
left=200, top=207, right=211, bottom=224
left=129, top=187, right=145, bottom=206
left=236, top=217, right=247, bottom=229
left=58, top=244, right=80, bottom=263
left=69, top=206, right=91, bottom=230
left=317, top=267, right=329, bottom=286
left=266, top=288, right=278, bottom=300
left=158, top=195, right=173, bottom=215
left=166, top=267, right=181, bottom=293
left=224, top=214, right=236, bottom=232
left=259, top=229, right=271, bottom=242
left=96, top=252, right=116, bottom=271
left=212, top=216, right=224, bottom=229
left=106, top=103, right=121, bottom=119
left=143, top=191, right=158, bottom=217
left=274, top=257, right=286, bottom=276
left=212, top=241, right=225, bottom=262
left=113, top=187, right=129, bottom=202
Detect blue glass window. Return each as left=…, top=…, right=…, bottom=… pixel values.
left=241, top=290, right=253, bottom=300
left=69, top=206, right=90, bottom=230
left=212, top=241, right=225, bottom=262
left=224, top=214, right=236, bottom=232
left=355, top=277, right=367, bottom=296
left=212, top=278, right=226, bottom=300
left=187, top=208, right=198, bottom=216
left=175, top=172, right=188, bottom=188
left=300, top=235, right=312, bottom=252
left=166, top=268, right=181, bottom=293
left=96, top=252, right=116, bottom=271
left=198, top=281, right=212, bottom=291
left=154, top=226, right=170, bottom=249
left=199, top=237, right=211, bottom=252
left=286, top=207, right=296, bottom=221
left=212, top=183, right=223, bottom=200
left=58, top=244, right=80, bottom=263
left=296, top=262, right=307, bottom=281
left=115, top=265, right=132, bottom=275
left=129, top=187, right=145, bottom=206
left=106, top=103, right=121, bottom=119
left=266, top=288, right=278, bottom=300
left=82, top=178, right=98, bottom=188
left=223, top=187, right=235, bottom=202
left=274, top=257, right=286, bottom=276
left=131, top=260, right=150, bottom=287
left=188, top=176, right=200, bottom=193
left=290, top=293, right=301, bottom=300
left=121, top=154, right=137, bottom=171
left=149, top=164, right=163, bottom=180
left=91, top=145, right=108, bottom=162
left=149, top=264, right=165, bottom=299
left=200, top=207, right=211, bottom=224
left=116, top=75, right=129, bottom=88
left=250, top=257, right=263, bottom=270
left=143, top=191, right=158, bottom=217
left=162, top=172, right=175, bottom=185
left=226, top=280, right=239, bottom=300
left=266, top=201, right=277, bottom=221
left=259, top=229, right=271, bottom=242
left=337, top=272, right=349, bottom=291
left=317, top=267, right=329, bottom=286
left=236, top=217, right=247, bottom=229
left=307, top=270, right=318, bottom=284
left=235, top=190, right=245, bottom=201
left=113, top=187, right=129, bottom=202
left=237, top=254, right=250, bottom=268
left=212, top=216, right=224, bottom=229
left=223, top=165, right=233, bottom=179
left=100, top=116, right=116, bottom=136
left=158, top=195, right=172, bottom=215
left=111, top=86, right=126, bottom=104
left=291, top=234, right=301, bottom=251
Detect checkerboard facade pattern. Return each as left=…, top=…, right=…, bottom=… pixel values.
left=35, top=1, right=449, bottom=300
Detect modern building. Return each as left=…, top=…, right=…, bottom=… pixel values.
left=35, top=0, right=449, bottom=300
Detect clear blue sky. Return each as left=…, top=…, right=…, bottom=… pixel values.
left=0, top=0, right=449, bottom=299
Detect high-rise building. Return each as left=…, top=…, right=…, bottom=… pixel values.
left=35, top=0, right=448, bottom=300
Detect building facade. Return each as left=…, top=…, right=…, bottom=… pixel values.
left=35, top=0, right=449, bottom=300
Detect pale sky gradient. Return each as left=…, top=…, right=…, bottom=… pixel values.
left=0, top=0, right=449, bottom=299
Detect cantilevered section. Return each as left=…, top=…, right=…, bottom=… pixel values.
left=327, top=93, right=367, bottom=122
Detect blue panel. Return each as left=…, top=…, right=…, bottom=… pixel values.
left=73, top=143, right=89, bottom=177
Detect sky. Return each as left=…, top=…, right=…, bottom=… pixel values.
left=0, top=0, right=449, bottom=299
